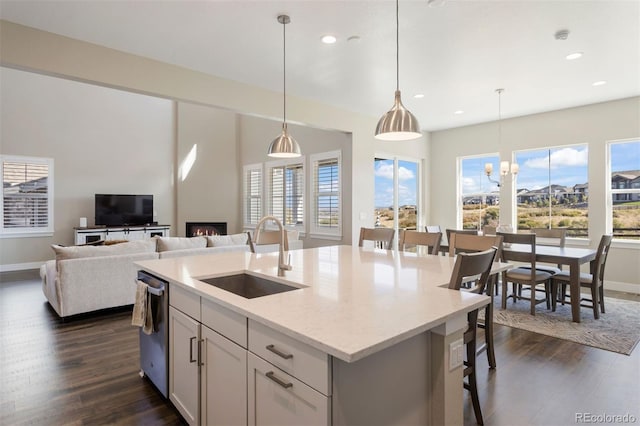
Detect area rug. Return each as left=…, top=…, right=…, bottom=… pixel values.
left=487, top=296, right=640, bottom=355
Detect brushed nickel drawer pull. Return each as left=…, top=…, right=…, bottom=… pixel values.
left=266, top=371, right=293, bottom=389
left=189, top=336, right=197, bottom=363
left=266, top=344, right=293, bottom=359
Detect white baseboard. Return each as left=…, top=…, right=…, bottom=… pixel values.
left=0, top=261, right=45, bottom=272
left=606, top=280, right=640, bottom=295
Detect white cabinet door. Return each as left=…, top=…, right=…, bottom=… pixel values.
left=169, top=307, right=200, bottom=426
left=201, top=325, right=247, bottom=426
left=105, top=230, right=127, bottom=241
left=248, top=353, right=330, bottom=426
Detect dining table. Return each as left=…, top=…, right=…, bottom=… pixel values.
left=501, top=243, right=598, bottom=323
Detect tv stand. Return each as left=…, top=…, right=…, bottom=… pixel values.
left=74, top=225, right=170, bottom=245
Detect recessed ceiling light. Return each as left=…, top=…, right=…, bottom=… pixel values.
left=454, top=110, right=464, bottom=115
left=321, top=35, right=337, bottom=44
left=566, top=52, right=583, bottom=60
left=592, top=80, right=607, bottom=86
left=413, top=94, right=425, bottom=99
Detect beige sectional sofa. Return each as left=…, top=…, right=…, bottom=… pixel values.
left=40, top=234, right=250, bottom=318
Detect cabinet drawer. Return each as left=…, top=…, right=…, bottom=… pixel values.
left=249, top=320, right=330, bottom=395
left=248, top=352, right=330, bottom=426
left=170, top=284, right=200, bottom=320
left=201, top=298, right=247, bottom=348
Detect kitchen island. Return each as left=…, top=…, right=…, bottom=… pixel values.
left=136, top=245, right=501, bottom=426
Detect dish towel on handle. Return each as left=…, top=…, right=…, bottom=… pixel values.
left=132, top=280, right=148, bottom=329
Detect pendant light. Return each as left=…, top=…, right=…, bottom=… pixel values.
left=268, top=14, right=301, bottom=158
left=375, top=0, right=422, bottom=141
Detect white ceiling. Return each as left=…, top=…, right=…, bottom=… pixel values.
left=1, top=0, right=639, bottom=131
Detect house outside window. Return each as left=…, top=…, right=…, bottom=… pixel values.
left=1, top=155, right=54, bottom=237
left=514, top=145, right=588, bottom=238
left=310, top=151, right=341, bottom=238
left=459, top=154, right=500, bottom=231
left=608, top=140, right=640, bottom=240
left=266, top=158, right=305, bottom=230
left=242, top=164, right=263, bottom=228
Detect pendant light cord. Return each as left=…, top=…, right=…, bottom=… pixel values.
left=396, top=0, right=400, bottom=91
left=283, top=18, right=287, bottom=125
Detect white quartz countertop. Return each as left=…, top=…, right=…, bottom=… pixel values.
left=136, top=245, right=501, bottom=362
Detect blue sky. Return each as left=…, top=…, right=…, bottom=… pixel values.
left=374, top=159, right=418, bottom=208
left=611, top=140, right=640, bottom=172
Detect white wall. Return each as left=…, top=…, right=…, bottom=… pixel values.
left=430, top=97, right=640, bottom=291
left=0, top=67, right=174, bottom=268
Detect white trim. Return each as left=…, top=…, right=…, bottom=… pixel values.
left=309, top=233, right=342, bottom=241
left=611, top=239, right=640, bottom=250
left=0, top=261, right=46, bottom=272
left=0, top=231, right=54, bottom=239
left=565, top=237, right=591, bottom=247
left=606, top=280, right=640, bottom=295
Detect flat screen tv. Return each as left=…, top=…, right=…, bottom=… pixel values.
left=95, top=194, right=154, bottom=227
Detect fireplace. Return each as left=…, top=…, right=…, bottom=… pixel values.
left=185, top=222, right=227, bottom=237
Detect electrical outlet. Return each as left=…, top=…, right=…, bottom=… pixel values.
left=449, top=339, right=464, bottom=371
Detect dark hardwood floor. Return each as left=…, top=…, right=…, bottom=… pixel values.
left=1, top=270, right=638, bottom=425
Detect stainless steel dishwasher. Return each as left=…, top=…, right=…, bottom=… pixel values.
left=137, top=270, right=169, bottom=398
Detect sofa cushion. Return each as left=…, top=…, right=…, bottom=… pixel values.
left=206, top=233, right=248, bottom=247
left=52, top=239, right=157, bottom=262
left=156, top=236, right=207, bottom=252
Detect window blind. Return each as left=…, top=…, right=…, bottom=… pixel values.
left=270, top=164, right=303, bottom=226
left=244, top=167, right=262, bottom=225
left=314, top=158, right=339, bottom=228
left=3, top=161, right=50, bottom=229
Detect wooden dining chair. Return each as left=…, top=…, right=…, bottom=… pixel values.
left=498, top=232, right=554, bottom=315
left=398, top=230, right=441, bottom=255
left=448, top=248, right=497, bottom=426
left=521, top=227, right=567, bottom=274
left=550, top=234, right=613, bottom=319
left=448, top=233, right=504, bottom=369
left=358, top=227, right=395, bottom=250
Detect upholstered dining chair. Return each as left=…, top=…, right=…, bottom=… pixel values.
left=398, top=230, right=441, bottom=255
left=498, top=232, right=555, bottom=315
left=448, top=248, right=497, bottom=426
left=358, top=227, right=395, bottom=250
left=550, top=234, right=613, bottom=319
left=448, top=233, right=504, bottom=369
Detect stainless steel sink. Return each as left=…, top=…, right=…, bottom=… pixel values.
left=198, top=274, right=301, bottom=299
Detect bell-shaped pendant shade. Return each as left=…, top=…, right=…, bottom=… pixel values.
left=375, top=90, right=422, bottom=141
left=268, top=123, right=301, bottom=158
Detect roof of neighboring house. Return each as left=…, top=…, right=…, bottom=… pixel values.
left=612, top=170, right=640, bottom=180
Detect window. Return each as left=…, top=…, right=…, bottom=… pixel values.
left=514, top=145, right=588, bottom=237
left=459, top=154, right=500, bottom=231
left=608, top=140, right=640, bottom=240
left=374, top=157, right=420, bottom=231
left=310, top=151, right=341, bottom=237
left=266, top=158, right=305, bottom=229
left=242, top=164, right=262, bottom=227
left=1, top=155, right=54, bottom=237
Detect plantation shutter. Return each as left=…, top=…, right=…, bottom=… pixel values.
left=244, top=166, right=262, bottom=225
left=2, top=159, right=51, bottom=230
left=270, top=163, right=304, bottom=227
left=314, top=158, right=339, bottom=228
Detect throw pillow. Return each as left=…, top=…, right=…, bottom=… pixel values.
left=52, top=239, right=157, bottom=262
left=206, top=233, right=248, bottom=247
left=156, top=236, right=207, bottom=252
